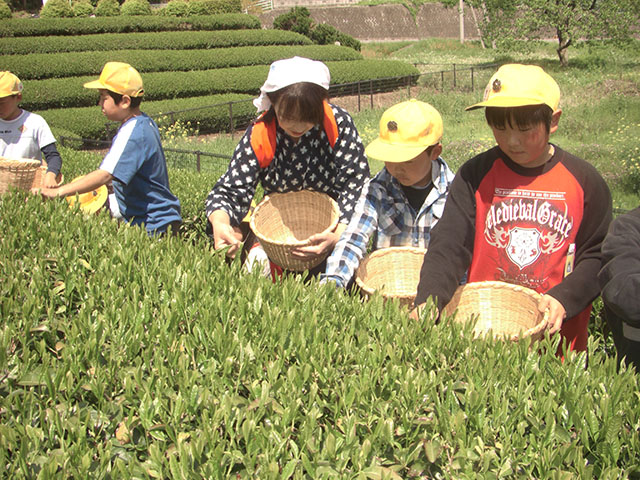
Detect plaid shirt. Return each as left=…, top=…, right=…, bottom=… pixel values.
left=205, top=104, right=369, bottom=226
left=322, top=157, right=455, bottom=288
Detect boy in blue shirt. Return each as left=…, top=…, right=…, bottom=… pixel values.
left=36, top=62, right=181, bottom=235
left=322, top=99, right=455, bottom=288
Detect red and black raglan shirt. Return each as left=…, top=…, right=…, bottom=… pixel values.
left=415, top=145, right=612, bottom=351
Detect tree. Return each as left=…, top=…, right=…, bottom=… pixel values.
left=457, top=0, right=640, bottom=67
left=518, top=0, right=640, bottom=67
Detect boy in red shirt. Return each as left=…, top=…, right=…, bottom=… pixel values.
left=413, top=64, right=612, bottom=353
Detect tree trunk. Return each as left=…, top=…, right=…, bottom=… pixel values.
left=557, top=46, right=569, bottom=67
left=556, top=28, right=571, bottom=67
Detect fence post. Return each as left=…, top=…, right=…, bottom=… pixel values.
left=357, top=80, right=361, bottom=112
left=441, top=71, right=444, bottom=91
left=453, top=63, right=457, bottom=88
left=369, top=79, right=373, bottom=109
left=407, top=75, right=411, bottom=97
left=471, top=67, right=474, bottom=92
left=196, top=151, right=201, bottom=173
left=228, top=102, right=234, bottom=138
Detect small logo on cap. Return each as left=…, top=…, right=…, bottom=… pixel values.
left=492, top=79, right=502, bottom=92
left=387, top=121, right=398, bottom=132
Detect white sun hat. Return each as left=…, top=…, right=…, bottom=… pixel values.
left=252, top=56, right=331, bottom=113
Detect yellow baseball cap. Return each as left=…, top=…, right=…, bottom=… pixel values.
left=0, top=71, right=23, bottom=98
left=83, top=62, right=144, bottom=97
left=365, top=99, right=443, bottom=163
left=65, top=176, right=108, bottom=215
left=466, top=64, right=560, bottom=111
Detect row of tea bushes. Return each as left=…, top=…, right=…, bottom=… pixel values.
left=23, top=60, right=418, bottom=111
left=0, top=13, right=259, bottom=37
left=1, top=149, right=639, bottom=477
left=0, top=29, right=309, bottom=56
left=44, top=93, right=255, bottom=140
left=6, top=45, right=361, bottom=80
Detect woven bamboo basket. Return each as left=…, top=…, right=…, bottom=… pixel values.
left=355, top=246, right=427, bottom=307
left=31, top=163, right=63, bottom=189
left=443, top=281, right=548, bottom=341
left=0, top=157, right=41, bottom=195
left=250, top=190, right=340, bottom=271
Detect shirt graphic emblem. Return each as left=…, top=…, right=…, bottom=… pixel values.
left=506, top=227, right=541, bottom=269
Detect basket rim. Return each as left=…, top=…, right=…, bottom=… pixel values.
left=355, top=246, right=428, bottom=298
left=249, top=190, right=340, bottom=247
left=0, top=158, right=41, bottom=168
left=444, top=280, right=549, bottom=341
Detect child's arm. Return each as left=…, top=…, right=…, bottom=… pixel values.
left=598, top=207, right=640, bottom=323
left=545, top=159, right=613, bottom=319
left=414, top=166, right=477, bottom=311
left=41, top=143, right=62, bottom=188
left=36, top=169, right=112, bottom=199
left=321, top=181, right=378, bottom=288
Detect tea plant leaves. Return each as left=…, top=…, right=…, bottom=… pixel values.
left=2, top=151, right=640, bottom=478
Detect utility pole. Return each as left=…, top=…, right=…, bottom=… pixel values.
left=459, top=0, right=464, bottom=43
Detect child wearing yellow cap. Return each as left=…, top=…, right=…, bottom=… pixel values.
left=36, top=62, right=182, bottom=235
left=0, top=71, right=63, bottom=188
left=414, top=64, right=612, bottom=354
left=322, top=99, right=455, bottom=288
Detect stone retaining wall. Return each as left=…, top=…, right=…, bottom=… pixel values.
left=259, top=3, right=480, bottom=41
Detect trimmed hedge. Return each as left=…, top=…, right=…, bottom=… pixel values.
left=0, top=14, right=261, bottom=37
left=120, top=0, right=152, bottom=16
left=9, top=45, right=361, bottom=80
left=42, top=93, right=256, bottom=140
left=0, top=29, right=310, bottom=55
left=21, top=60, right=419, bottom=111
left=39, top=0, right=75, bottom=18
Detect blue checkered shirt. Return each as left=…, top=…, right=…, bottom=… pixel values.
left=322, top=157, right=455, bottom=288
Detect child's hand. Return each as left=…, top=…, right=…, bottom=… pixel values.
left=43, top=171, right=60, bottom=189
left=31, top=186, right=59, bottom=198
left=213, top=223, right=243, bottom=258
left=291, top=231, right=338, bottom=260
left=538, top=294, right=566, bottom=334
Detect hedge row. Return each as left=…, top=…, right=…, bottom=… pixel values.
left=23, top=60, right=420, bottom=111
left=44, top=93, right=256, bottom=140
left=2, top=179, right=639, bottom=478
left=8, top=45, right=360, bottom=80
left=1, top=29, right=310, bottom=56
left=0, top=14, right=260, bottom=37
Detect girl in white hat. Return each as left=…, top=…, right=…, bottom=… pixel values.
left=205, top=57, right=370, bottom=276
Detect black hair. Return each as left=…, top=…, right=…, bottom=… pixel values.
left=485, top=104, right=553, bottom=133
left=107, top=90, right=142, bottom=109
left=260, top=82, right=329, bottom=126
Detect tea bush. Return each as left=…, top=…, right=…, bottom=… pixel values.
left=0, top=29, right=308, bottom=55
left=120, top=0, right=152, bottom=16
left=1, top=163, right=639, bottom=477
left=0, top=14, right=260, bottom=37
left=39, top=0, right=74, bottom=18
left=0, top=0, right=11, bottom=19
left=159, top=0, right=189, bottom=16
left=21, top=60, right=418, bottom=112
left=94, top=0, right=120, bottom=16
left=72, top=0, right=94, bottom=17
left=8, top=44, right=359, bottom=80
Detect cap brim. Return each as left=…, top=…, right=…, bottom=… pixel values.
left=66, top=183, right=108, bottom=215
left=365, top=139, right=429, bottom=164
left=83, top=79, right=107, bottom=90
left=466, top=96, right=549, bottom=111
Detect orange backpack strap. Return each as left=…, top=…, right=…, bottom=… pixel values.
left=250, top=113, right=277, bottom=169
left=250, top=101, right=339, bottom=168
left=322, top=100, right=339, bottom=149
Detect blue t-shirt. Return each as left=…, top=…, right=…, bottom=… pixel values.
left=100, top=113, right=181, bottom=233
